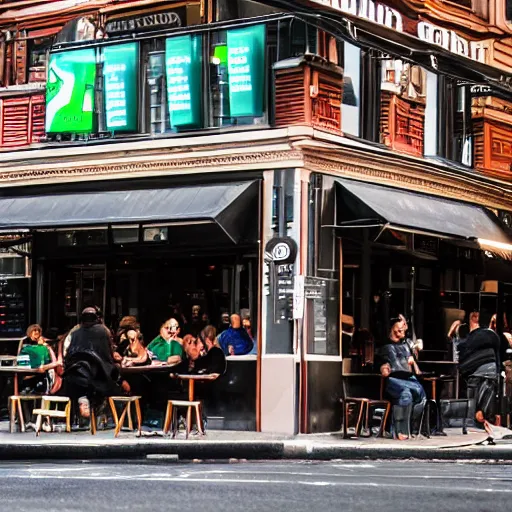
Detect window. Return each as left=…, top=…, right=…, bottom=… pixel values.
left=28, top=38, right=50, bottom=83
left=379, top=59, right=427, bottom=156
left=342, top=42, right=361, bottom=137
left=438, top=77, right=473, bottom=167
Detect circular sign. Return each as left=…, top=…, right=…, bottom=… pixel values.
left=265, top=237, right=297, bottom=264
left=272, top=242, right=291, bottom=261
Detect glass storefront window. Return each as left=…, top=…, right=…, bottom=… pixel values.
left=57, top=229, right=108, bottom=246
left=113, top=226, right=139, bottom=244
left=143, top=227, right=168, bottom=242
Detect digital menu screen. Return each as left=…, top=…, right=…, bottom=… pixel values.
left=226, top=24, right=266, bottom=117
left=46, top=48, right=96, bottom=133
left=165, top=34, right=202, bottom=128
left=103, top=42, right=139, bottom=132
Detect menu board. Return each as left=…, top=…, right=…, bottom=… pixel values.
left=226, top=24, right=265, bottom=117
left=103, top=43, right=138, bottom=131
left=165, top=34, right=202, bottom=128
left=46, top=48, right=96, bottom=133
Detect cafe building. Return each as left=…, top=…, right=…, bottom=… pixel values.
left=0, top=0, right=511, bottom=434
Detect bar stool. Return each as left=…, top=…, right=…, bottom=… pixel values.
left=108, top=396, right=142, bottom=437
left=32, top=396, right=71, bottom=436
left=8, top=395, right=42, bottom=432
left=163, top=400, right=204, bottom=439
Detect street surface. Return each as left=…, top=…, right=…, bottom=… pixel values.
left=0, top=460, right=511, bottom=511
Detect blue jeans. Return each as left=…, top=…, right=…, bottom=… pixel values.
left=386, top=376, right=426, bottom=407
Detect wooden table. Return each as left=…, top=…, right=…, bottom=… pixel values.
left=174, top=374, right=218, bottom=401
left=119, top=362, right=178, bottom=374
left=0, top=366, right=43, bottom=395
left=418, top=361, right=459, bottom=399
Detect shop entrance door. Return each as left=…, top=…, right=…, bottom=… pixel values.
left=46, top=264, right=106, bottom=331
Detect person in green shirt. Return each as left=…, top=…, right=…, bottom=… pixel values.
left=147, top=318, right=183, bottom=365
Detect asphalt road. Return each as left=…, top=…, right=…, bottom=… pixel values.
left=0, top=460, right=511, bottom=511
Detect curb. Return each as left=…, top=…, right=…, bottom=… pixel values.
left=0, top=440, right=511, bottom=461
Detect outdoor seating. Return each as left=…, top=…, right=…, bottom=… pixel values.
left=163, top=399, right=204, bottom=438
left=340, top=378, right=390, bottom=438
left=439, top=398, right=470, bottom=435
left=108, top=396, right=142, bottom=437
left=32, top=396, right=71, bottom=436
left=8, top=395, right=42, bottom=433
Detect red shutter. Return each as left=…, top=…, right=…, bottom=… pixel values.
left=0, top=93, right=45, bottom=148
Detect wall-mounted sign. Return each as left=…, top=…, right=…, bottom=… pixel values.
left=227, top=24, right=266, bottom=117
left=165, top=34, right=202, bottom=128
left=264, top=237, right=297, bottom=264
left=106, top=10, right=183, bottom=34
left=310, top=0, right=487, bottom=63
left=103, top=42, right=138, bottom=131
left=45, top=48, right=96, bottom=134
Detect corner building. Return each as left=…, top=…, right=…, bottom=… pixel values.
left=0, top=0, right=510, bottom=433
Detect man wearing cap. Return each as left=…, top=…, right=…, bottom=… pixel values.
left=377, top=316, right=426, bottom=440
left=62, top=307, right=123, bottom=418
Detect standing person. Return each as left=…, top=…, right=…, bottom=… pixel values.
left=147, top=318, right=183, bottom=365
left=377, top=317, right=426, bottom=440
left=217, top=314, right=254, bottom=356
left=61, top=307, right=124, bottom=419
left=217, top=312, right=231, bottom=335
left=458, top=319, right=500, bottom=435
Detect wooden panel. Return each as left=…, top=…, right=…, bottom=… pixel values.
left=14, top=39, right=27, bottom=85
left=310, top=69, right=343, bottom=134
left=380, top=91, right=425, bottom=157
left=30, top=94, right=45, bottom=143
left=274, top=66, right=306, bottom=127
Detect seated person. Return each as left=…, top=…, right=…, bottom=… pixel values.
left=117, top=328, right=150, bottom=367
left=174, top=334, right=203, bottom=374
left=195, top=326, right=227, bottom=376
left=217, top=314, right=253, bottom=356
left=18, top=324, right=58, bottom=394
left=376, top=317, right=426, bottom=440
left=147, top=318, right=183, bottom=365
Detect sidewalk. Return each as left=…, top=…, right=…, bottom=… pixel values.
left=0, top=421, right=512, bottom=461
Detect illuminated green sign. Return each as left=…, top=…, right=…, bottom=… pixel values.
left=103, top=43, right=139, bottom=132
left=165, top=34, right=202, bottom=128
left=227, top=24, right=266, bottom=117
left=46, top=49, right=96, bottom=133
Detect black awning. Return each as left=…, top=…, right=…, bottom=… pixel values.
left=333, top=178, right=512, bottom=246
left=0, top=181, right=259, bottom=244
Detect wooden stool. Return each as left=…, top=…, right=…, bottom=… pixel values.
left=340, top=398, right=391, bottom=438
left=163, top=400, right=204, bottom=439
left=108, top=396, right=142, bottom=437
left=32, top=396, right=71, bottom=436
left=9, top=395, right=42, bottom=433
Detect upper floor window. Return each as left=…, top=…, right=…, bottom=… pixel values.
left=45, top=23, right=269, bottom=140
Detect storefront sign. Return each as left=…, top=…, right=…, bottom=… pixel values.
left=106, top=11, right=182, bottom=34
left=103, top=43, right=138, bottom=132
left=304, top=276, right=327, bottom=300
left=46, top=48, right=96, bottom=134
left=227, top=24, right=266, bottom=117
left=165, top=34, right=202, bottom=128
left=310, top=0, right=486, bottom=63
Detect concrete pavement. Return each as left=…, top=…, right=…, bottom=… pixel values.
left=0, top=421, right=512, bottom=461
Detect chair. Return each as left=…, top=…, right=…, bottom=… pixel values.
left=340, top=378, right=391, bottom=438
left=163, top=399, right=204, bottom=439
left=32, top=396, right=72, bottom=436
left=8, top=395, right=42, bottom=432
left=439, top=398, right=470, bottom=435
left=108, top=396, right=142, bottom=437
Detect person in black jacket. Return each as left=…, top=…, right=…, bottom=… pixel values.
left=61, top=307, right=124, bottom=419
left=377, top=317, right=426, bottom=440
left=458, top=322, right=500, bottom=433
